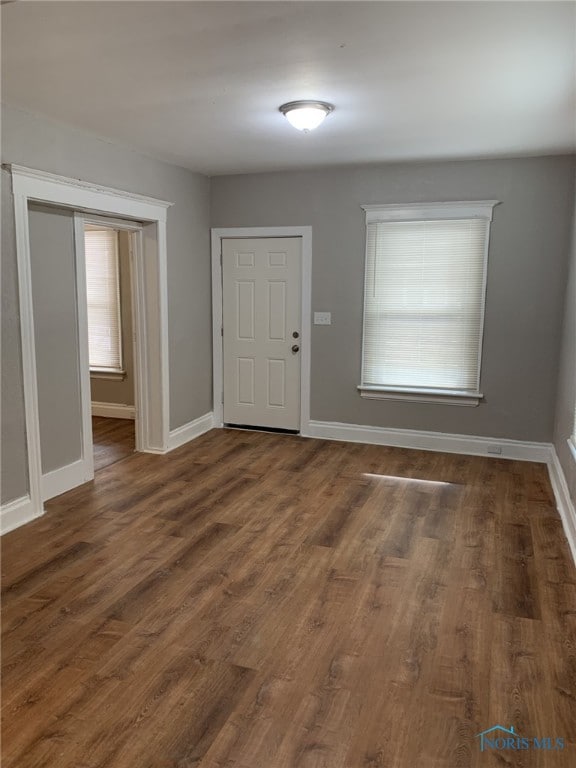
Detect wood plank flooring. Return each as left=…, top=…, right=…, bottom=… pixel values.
left=92, top=416, right=135, bottom=471
left=2, top=428, right=575, bottom=767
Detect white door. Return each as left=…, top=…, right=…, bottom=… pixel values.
left=222, top=237, right=301, bottom=430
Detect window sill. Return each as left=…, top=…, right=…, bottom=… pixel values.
left=90, top=369, right=126, bottom=381
left=358, top=385, right=482, bottom=407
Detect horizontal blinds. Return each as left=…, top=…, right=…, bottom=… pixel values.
left=85, top=229, right=122, bottom=371
left=362, top=218, right=489, bottom=392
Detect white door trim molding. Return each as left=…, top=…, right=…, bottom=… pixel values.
left=73, top=213, right=96, bottom=486
left=11, top=165, right=172, bottom=218
left=211, top=227, right=312, bottom=433
left=10, top=164, right=172, bottom=516
left=0, top=495, right=44, bottom=536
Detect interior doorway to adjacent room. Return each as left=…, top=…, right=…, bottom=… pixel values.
left=82, top=221, right=138, bottom=471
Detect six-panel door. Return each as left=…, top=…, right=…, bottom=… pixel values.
left=222, top=237, right=302, bottom=430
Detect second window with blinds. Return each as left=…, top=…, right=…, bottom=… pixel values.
left=359, top=201, right=498, bottom=406
left=85, top=226, right=124, bottom=375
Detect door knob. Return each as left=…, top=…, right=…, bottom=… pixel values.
left=291, top=344, right=300, bottom=353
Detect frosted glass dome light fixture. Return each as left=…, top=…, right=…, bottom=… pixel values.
left=279, top=101, right=334, bottom=132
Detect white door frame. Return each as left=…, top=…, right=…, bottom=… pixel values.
left=211, top=227, right=312, bottom=433
left=10, top=164, right=172, bottom=517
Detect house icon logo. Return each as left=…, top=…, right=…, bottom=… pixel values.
left=476, top=724, right=565, bottom=752
left=476, top=725, right=516, bottom=752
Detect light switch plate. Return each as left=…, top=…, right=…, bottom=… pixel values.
left=314, top=312, right=332, bottom=325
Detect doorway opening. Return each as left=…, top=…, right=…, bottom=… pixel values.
left=71, top=209, right=168, bottom=492
left=10, top=164, right=172, bottom=521
left=81, top=218, right=140, bottom=471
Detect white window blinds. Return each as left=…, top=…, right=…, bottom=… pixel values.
left=361, top=215, right=491, bottom=399
left=85, top=228, right=123, bottom=372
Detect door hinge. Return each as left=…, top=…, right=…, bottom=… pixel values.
left=221, top=327, right=223, bottom=337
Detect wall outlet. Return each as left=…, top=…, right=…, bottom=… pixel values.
left=314, top=312, right=332, bottom=325
left=487, top=444, right=503, bottom=455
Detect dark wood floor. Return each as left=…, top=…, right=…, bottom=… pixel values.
left=92, top=416, right=135, bottom=471
left=2, top=429, right=575, bottom=767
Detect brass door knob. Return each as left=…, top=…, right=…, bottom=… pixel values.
left=291, top=345, right=300, bottom=353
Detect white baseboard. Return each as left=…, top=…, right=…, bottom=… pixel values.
left=4, top=417, right=574, bottom=568
left=548, top=449, right=576, bottom=567
left=304, top=420, right=552, bottom=463
left=91, top=402, right=135, bottom=419
left=167, top=412, right=214, bottom=451
left=1, top=495, right=44, bottom=535
left=42, top=458, right=91, bottom=501
left=303, top=419, right=575, bottom=566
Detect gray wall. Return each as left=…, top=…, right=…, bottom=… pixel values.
left=212, top=156, right=576, bottom=441
left=554, top=200, right=576, bottom=504
left=29, top=204, right=83, bottom=474
left=90, top=231, right=135, bottom=407
left=1, top=105, right=212, bottom=504
left=1, top=168, right=29, bottom=503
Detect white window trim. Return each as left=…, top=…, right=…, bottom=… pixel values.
left=362, top=200, right=499, bottom=224
left=359, top=200, right=499, bottom=405
left=357, top=385, right=482, bottom=407
left=90, top=368, right=126, bottom=380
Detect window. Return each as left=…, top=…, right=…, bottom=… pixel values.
left=85, top=227, right=123, bottom=373
left=359, top=201, right=498, bottom=405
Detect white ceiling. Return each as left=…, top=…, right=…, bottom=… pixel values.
left=2, top=1, right=575, bottom=176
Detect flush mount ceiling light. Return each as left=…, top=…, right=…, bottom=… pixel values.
left=279, top=101, right=334, bottom=132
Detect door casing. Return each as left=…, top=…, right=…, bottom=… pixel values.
left=211, top=227, right=312, bottom=434
left=9, top=165, right=172, bottom=519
